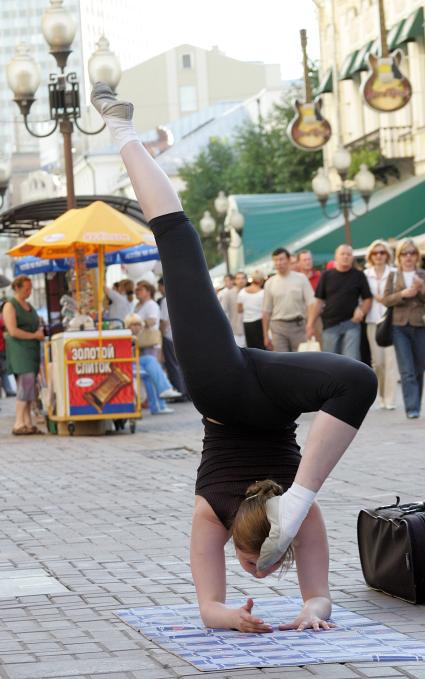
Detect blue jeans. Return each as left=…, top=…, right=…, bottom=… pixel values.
left=322, top=320, right=361, bottom=361
left=138, top=355, right=171, bottom=414
left=393, top=325, right=425, bottom=415
left=0, top=352, right=16, bottom=396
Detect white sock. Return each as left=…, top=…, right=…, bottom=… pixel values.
left=278, top=482, right=317, bottom=543
left=104, top=117, right=140, bottom=153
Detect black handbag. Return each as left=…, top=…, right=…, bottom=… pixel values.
left=375, top=307, right=393, bottom=347
left=375, top=272, right=395, bottom=347
left=357, top=497, right=425, bottom=604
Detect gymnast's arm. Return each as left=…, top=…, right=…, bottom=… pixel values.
left=191, top=496, right=272, bottom=632
left=279, top=502, right=333, bottom=631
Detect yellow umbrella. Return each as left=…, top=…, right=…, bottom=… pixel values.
left=7, top=200, right=154, bottom=258
left=8, top=200, right=155, bottom=327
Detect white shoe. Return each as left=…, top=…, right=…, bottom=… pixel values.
left=158, top=407, right=174, bottom=414
left=385, top=405, right=396, bottom=410
left=159, top=387, right=182, bottom=399
left=91, top=82, right=133, bottom=120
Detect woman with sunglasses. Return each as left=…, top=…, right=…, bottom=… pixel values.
left=364, top=240, right=398, bottom=410
left=91, top=82, right=377, bottom=632
left=382, top=239, right=425, bottom=419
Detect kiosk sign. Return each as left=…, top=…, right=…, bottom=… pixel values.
left=65, top=336, right=135, bottom=415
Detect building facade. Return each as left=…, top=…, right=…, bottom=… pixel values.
left=118, top=44, right=282, bottom=133
left=315, top=0, right=425, bottom=176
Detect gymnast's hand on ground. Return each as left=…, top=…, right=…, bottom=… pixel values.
left=232, top=598, right=273, bottom=633
left=278, top=613, right=336, bottom=632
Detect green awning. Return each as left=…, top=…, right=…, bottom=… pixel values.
left=396, top=6, right=424, bottom=45
left=292, top=175, right=425, bottom=264
left=339, top=51, right=359, bottom=80
left=315, top=68, right=333, bottom=95
left=233, top=179, right=425, bottom=269
left=350, top=41, right=374, bottom=74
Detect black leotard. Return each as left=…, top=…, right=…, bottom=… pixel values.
left=149, top=212, right=377, bottom=524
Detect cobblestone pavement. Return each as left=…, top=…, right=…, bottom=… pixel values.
left=0, top=391, right=424, bottom=679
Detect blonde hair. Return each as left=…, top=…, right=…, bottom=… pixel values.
left=395, top=239, right=420, bottom=268
left=251, top=270, right=265, bottom=284
left=366, top=239, right=393, bottom=267
left=232, top=479, right=294, bottom=571
left=124, top=313, right=142, bottom=328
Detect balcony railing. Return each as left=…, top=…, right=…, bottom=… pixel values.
left=346, top=126, right=413, bottom=159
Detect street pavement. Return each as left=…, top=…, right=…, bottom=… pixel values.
left=0, top=389, right=424, bottom=679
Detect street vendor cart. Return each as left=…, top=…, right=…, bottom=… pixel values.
left=8, top=200, right=156, bottom=435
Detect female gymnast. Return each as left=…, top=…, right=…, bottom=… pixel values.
left=91, top=83, right=377, bottom=633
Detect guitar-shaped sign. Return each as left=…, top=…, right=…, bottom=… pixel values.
left=287, top=29, right=331, bottom=151
left=362, top=0, right=412, bottom=112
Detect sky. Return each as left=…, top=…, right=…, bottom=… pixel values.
left=124, top=0, right=320, bottom=81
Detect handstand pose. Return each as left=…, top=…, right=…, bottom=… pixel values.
left=92, top=83, right=377, bottom=633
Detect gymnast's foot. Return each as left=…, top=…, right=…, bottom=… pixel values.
left=257, top=483, right=317, bottom=572
left=91, top=82, right=138, bottom=151
left=91, top=82, right=134, bottom=121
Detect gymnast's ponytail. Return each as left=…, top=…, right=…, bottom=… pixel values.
left=232, top=480, right=294, bottom=571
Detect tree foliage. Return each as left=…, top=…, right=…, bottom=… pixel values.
left=179, top=80, right=323, bottom=266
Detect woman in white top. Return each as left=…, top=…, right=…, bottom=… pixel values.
left=237, top=270, right=265, bottom=349
left=364, top=240, right=398, bottom=410
left=134, top=280, right=161, bottom=358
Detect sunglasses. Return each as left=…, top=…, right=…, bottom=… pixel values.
left=371, top=250, right=387, bottom=256
left=400, top=250, right=417, bottom=257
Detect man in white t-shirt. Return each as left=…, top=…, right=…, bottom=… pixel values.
left=262, top=247, right=315, bottom=352
left=134, top=280, right=161, bottom=357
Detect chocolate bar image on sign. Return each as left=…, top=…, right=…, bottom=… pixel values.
left=83, top=366, right=132, bottom=413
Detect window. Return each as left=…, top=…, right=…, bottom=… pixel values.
left=182, top=53, right=192, bottom=69
left=179, top=85, right=197, bottom=112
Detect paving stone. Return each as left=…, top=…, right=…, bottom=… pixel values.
left=0, top=399, right=424, bottom=679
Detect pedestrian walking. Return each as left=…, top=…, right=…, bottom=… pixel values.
left=221, top=271, right=247, bottom=347
left=307, top=244, right=372, bottom=361
left=217, top=274, right=235, bottom=304
left=3, top=275, right=45, bottom=435
left=92, top=81, right=377, bottom=632
left=381, top=239, right=425, bottom=419
left=158, top=277, right=188, bottom=398
left=237, top=270, right=265, bottom=349
left=364, top=240, right=398, bottom=410
left=296, top=250, right=321, bottom=291
left=262, top=248, right=315, bottom=352
left=134, top=280, right=162, bottom=358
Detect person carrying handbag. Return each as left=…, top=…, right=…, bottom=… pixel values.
left=364, top=240, right=398, bottom=410
left=381, top=239, right=425, bottom=419
left=134, top=280, right=162, bottom=359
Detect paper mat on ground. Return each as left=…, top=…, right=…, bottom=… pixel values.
left=115, top=596, right=425, bottom=672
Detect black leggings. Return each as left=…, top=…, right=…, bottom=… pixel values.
left=150, top=212, right=377, bottom=430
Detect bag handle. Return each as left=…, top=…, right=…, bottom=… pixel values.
left=375, top=496, right=400, bottom=510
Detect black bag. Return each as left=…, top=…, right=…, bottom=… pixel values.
left=375, top=307, right=393, bottom=347
left=375, top=271, right=394, bottom=347
left=357, top=497, right=425, bottom=604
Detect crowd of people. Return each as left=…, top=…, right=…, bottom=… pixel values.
left=0, top=237, right=423, bottom=431
left=217, top=239, right=425, bottom=420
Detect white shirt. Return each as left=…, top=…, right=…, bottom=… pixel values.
left=364, top=266, right=395, bottom=323
left=159, top=297, right=173, bottom=341
left=403, top=271, right=415, bottom=288
left=237, top=288, right=264, bottom=323
left=134, top=298, right=160, bottom=330
left=106, top=288, right=134, bottom=323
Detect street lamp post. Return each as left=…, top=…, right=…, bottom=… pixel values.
left=6, top=0, right=121, bottom=211
left=199, top=191, right=244, bottom=275
left=312, top=146, right=376, bottom=246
